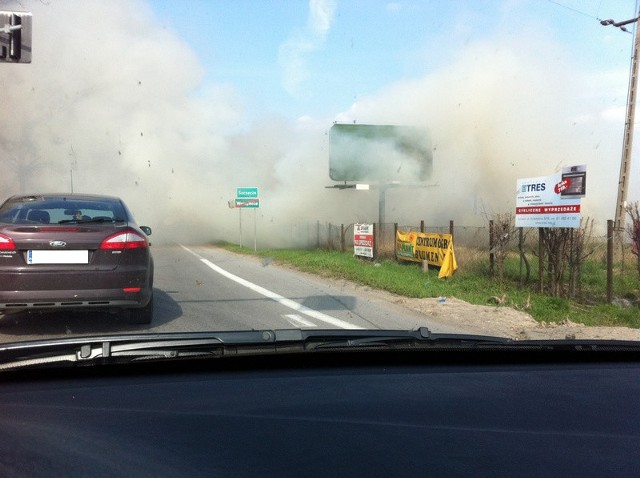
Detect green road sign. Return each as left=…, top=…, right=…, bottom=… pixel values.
left=236, top=187, right=258, bottom=198
left=235, top=198, right=260, bottom=208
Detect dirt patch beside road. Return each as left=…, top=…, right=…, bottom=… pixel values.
left=322, top=270, right=640, bottom=340
left=393, top=295, right=640, bottom=341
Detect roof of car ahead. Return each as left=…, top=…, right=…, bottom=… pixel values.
left=8, top=193, right=122, bottom=203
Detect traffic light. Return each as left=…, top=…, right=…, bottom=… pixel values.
left=0, top=11, right=32, bottom=63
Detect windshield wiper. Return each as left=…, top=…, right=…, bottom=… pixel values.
left=0, top=331, right=273, bottom=371
left=296, top=327, right=514, bottom=350
left=0, top=328, right=638, bottom=371
left=58, top=217, right=126, bottom=224
left=80, top=217, right=126, bottom=224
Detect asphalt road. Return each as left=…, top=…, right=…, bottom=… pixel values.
left=0, top=244, right=463, bottom=343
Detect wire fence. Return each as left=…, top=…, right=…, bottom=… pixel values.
left=293, top=219, right=639, bottom=303
left=300, top=220, right=497, bottom=258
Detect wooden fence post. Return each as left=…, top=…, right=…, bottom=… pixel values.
left=394, top=223, right=398, bottom=261
left=489, top=220, right=495, bottom=276
left=607, top=220, right=614, bottom=303
left=538, top=228, right=545, bottom=294
left=373, top=223, right=378, bottom=260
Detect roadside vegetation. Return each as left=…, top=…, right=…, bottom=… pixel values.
left=220, top=242, right=640, bottom=329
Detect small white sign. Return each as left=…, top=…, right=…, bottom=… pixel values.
left=354, top=223, right=374, bottom=258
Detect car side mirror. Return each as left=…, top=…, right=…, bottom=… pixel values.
left=140, top=226, right=152, bottom=236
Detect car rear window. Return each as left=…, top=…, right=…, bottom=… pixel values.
left=0, top=198, right=126, bottom=225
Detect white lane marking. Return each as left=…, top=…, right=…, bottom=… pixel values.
left=180, top=245, right=362, bottom=329
left=284, top=314, right=317, bottom=328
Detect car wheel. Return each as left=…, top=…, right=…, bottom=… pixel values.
left=128, top=294, right=153, bottom=324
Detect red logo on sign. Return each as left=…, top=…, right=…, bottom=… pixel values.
left=554, top=178, right=571, bottom=194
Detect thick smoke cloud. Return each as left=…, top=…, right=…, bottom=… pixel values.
left=336, top=33, right=634, bottom=229
left=0, top=0, right=369, bottom=247
left=0, top=1, right=245, bottom=243
left=0, top=1, right=635, bottom=247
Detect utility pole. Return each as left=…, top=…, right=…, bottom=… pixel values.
left=601, top=15, right=640, bottom=234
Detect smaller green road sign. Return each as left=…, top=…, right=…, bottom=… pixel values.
left=237, top=187, right=258, bottom=198
left=235, top=198, right=260, bottom=208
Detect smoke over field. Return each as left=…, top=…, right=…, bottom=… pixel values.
left=0, top=1, right=636, bottom=245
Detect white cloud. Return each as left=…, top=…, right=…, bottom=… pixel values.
left=386, top=3, right=402, bottom=13
left=309, top=0, right=337, bottom=35
left=279, top=0, right=336, bottom=96
left=601, top=106, right=626, bottom=122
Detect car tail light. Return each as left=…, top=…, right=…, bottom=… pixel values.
left=100, top=230, right=148, bottom=250
left=0, top=233, right=16, bottom=251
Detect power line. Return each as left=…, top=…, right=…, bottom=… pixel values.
left=544, top=0, right=602, bottom=21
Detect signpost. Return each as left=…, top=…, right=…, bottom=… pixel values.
left=233, top=187, right=260, bottom=250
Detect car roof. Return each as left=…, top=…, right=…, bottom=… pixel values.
left=6, top=193, right=123, bottom=203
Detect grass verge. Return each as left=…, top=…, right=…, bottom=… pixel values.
left=219, top=243, right=640, bottom=329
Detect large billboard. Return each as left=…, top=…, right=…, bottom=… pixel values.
left=329, top=124, right=432, bottom=183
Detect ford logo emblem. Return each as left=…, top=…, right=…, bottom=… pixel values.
left=49, top=240, right=67, bottom=248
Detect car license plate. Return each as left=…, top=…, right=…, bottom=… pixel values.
left=27, top=250, right=89, bottom=264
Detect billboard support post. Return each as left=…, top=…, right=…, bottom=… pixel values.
left=379, top=185, right=387, bottom=227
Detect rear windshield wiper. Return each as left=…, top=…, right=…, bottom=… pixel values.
left=58, top=217, right=126, bottom=224
left=80, top=217, right=126, bottom=224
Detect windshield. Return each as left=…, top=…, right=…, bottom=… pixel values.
left=0, top=0, right=639, bottom=347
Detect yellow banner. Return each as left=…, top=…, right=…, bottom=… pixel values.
left=396, top=231, right=457, bottom=278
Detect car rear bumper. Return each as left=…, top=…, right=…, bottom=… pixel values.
left=0, top=266, right=150, bottom=290
left=0, top=287, right=152, bottom=314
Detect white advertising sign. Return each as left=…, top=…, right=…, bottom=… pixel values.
left=515, top=166, right=585, bottom=228
left=354, top=223, right=374, bottom=258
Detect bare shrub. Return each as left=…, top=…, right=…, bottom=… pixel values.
left=489, top=213, right=514, bottom=282
left=568, top=217, right=595, bottom=298
left=541, top=228, right=572, bottom=297
left=626, top=202, right=640, bottom=277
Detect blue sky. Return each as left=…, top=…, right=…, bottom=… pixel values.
left=150, top=0, right=638, bottom=120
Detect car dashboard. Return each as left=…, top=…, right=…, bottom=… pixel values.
left=0, top=348, right=638, bottom=477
